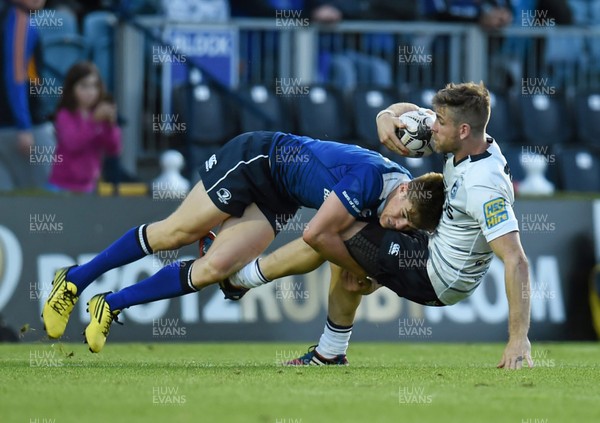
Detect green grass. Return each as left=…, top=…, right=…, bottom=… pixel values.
left=1, top=342, right=598, bottom=423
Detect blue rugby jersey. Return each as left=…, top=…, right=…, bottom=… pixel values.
left=269, top=132, right=412, bottom=220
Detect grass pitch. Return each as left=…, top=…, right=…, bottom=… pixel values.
left=0, top=342, right=598, bottom=423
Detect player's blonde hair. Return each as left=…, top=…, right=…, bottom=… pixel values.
left=407, top=172, right=444, bottom=232
left=432, top=81, right=490, bottom=135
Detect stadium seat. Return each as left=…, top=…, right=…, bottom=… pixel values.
left=502, top=145, right=527, bottom=183
left=573, top=90, right=600, bottom=148
left=544, top=35, right=585, bottom=88
left=35, top=9, right=79, bottom=41
left=172, top=82, right=237, bottom=145
left=295, top=85, right=351, bottom=141
left=352, top=86, right=397, bottom=150
left=405, top=87, right=438, bottom=109
left=37, top=9, right=86, bottom=114
left=556, top=147, right=600, bottom=192
left=517, top=92, right=572, bottom=145
left=238, top=85, right=292, bottom=133
left=172, top=81, right=238, bottom=182
left=487, top=91, right=516, bottom=145
left=40, top=35, right=89, bottom=114
left=42, top=35, right=89, bottom=79
left=83, top=12, right=117, bottom=92
left=503, top=144, right=560, bottom=188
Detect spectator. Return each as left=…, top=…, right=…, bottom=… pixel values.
left=310, top=1, right=419, bottom=90
left=422, top=0, right=513, bottom=29
left=161, top=0, right=229, bottom=22
left=231, top=0, right=305, bottom=17
left=568, top=0, right=600, bottom=68
left=0, top=0, right=56, bottom=191
left=47, top=61, right=121, bottom=193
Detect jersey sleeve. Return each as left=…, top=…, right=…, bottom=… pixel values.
left=4, top=9, right=33, bottom=130
left=465, top=185, right=519, bottom=243
left=331, top=165, right=383, bottom=218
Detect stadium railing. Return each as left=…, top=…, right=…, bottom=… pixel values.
left=115, top=17, right=600, bottom=175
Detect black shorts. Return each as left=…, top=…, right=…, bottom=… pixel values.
left=200, top=131, right=299, bottom=233
left=344, top=223, right=445, bottom=306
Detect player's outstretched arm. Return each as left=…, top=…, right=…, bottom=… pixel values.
left=489, top=231, right=533, bottom=370
left=376, top=102, right=419, bottom=155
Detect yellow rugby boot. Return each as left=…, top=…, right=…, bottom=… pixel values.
left=42, top=266, right=78, bottom=339
left=84, top=293, right=121, bottom=353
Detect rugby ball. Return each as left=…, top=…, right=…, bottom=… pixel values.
left=396, top=109, right=435, bottom=157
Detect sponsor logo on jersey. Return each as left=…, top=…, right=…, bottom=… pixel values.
left=323, top=188, right=330, bottom=201
left=388, top=242, right=400, bottom=256
left=342, top=191, right=361, bottom=213
left=216, top=188, right=232, bottom=204
left=483, top=197, right=508, bottom=228
left=205, top=154, right=217, bottom=171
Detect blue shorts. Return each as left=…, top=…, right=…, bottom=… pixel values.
left=344, top=223, right=445, bottom=306
left=200, top=131, right=299, bottom=233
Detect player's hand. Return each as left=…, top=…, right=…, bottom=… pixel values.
left=16, top=131, right=34, bottom=156
left=497, top=337, right=533, bottom=370
left=377, top=113, right=411, bottom=156
left=341, top=270, right=381, bottom=295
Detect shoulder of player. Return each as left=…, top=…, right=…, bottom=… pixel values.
left=462, top=155, right=510, bottom=191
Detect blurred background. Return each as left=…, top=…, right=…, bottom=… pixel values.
left=0, top=0, right=599, bottom=344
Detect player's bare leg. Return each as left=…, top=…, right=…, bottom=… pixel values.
left=327, top=265, right=363, bottom=326
left=147, top=180, right=229, bottom=251
left=190, top=203, right=275, bottom=290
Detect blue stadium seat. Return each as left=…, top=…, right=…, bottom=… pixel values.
left=573, top=90, right=600, bottom=148
left=42, top=35, right=89, bottom=79
left=352, top=86, right=397, bottom=150
left=35, top=9, right=78, bottom=41
left=517, top=93, right=572, bottom=145
left=83, top=12, right=117, bottom=92
left=556, top=147, right=600, bottom=192
left=544, top=36, right=585, bottom=87
left=40, top=35, right=89, bottom=113
left=295, top=85, right=351, bottom=141
left=238, top=85, right=292, bottom=133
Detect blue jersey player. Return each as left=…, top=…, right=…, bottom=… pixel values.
left=42, top=131, right=444, bottom=352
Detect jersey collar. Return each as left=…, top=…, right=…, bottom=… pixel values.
left=453, top=136, right=494, bottom=166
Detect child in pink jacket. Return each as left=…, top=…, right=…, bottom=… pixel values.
left=48, top=62, right=121, bottom=193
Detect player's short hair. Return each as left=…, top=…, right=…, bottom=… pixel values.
left=407, top=172, right=444, bottom=232
left=432, top=81, right=490, bottom=135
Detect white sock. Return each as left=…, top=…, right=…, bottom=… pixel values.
left=315, top=317, right=352, bottom=358
left=229, top=258, right=269, bottom=289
